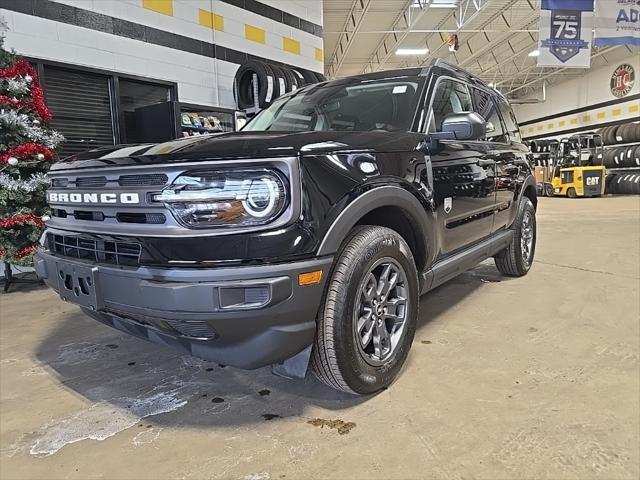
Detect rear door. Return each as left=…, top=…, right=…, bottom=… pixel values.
left=493, top=97, right=527, bottom=230
left=425, top=77, right=497, bottom=256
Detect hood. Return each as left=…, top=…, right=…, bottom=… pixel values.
left=50, top=131, right=426, bottom=171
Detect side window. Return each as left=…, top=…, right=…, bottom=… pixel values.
left=429, top=79, right=472, bottom=132
left=498, top=100, right=521, bottom=142
left=471, top=88, right=507, bottom=142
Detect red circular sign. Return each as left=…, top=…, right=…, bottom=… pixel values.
left=610, top=64, right=635, bottom=98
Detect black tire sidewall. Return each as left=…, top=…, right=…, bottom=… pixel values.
left=514, top=198, right=537, bottom=272
left=330, top=228, right=419, bottom=394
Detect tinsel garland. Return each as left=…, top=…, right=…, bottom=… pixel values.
left=0, top=60, right=51, bottom=122
left=3, top=77, right=29, bottom=96
left=0, top=111, right=64, bottom=148
left=0, top=172, right=48, bottom=191
left=0, top=143, right=55, bottom=164
left=0, top=244, right=38, bottom=260
left=0, top=213, right=45, bottom=229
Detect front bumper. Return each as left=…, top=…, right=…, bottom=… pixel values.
left=34, top=250, right=332, bottom=369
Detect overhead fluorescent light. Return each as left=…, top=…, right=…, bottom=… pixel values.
left=412, top=0, right=458, bottom=7
left=429, top=0, right=459, bottom=8
left=396, top=48, right=429, bottom=55
left=528, top=49, right=540, bottom=57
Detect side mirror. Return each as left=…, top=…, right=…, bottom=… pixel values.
left=442, top=112, right=487, bottom=140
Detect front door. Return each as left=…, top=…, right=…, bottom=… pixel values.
left=424, top=77, right=497, bottom=256
left=430, top=141, right=497, bottom=255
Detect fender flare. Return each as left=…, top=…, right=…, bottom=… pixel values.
left=316, top=186, right=435, bottom=258
left=519, top=174, right=537, bottom=207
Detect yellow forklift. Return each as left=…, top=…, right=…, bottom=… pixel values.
left=552, top=133, right=605, bottom=198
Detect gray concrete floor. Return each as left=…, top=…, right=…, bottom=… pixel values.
left=1, top=196, right=639, bottom=480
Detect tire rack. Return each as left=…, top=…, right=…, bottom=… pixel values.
left=604, top=140, right=640, bottom=195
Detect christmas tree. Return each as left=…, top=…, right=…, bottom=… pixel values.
left=0, top=28, right=63, bottom=268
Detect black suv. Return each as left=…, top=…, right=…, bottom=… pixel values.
left=35, top=60, right=536, bottom=394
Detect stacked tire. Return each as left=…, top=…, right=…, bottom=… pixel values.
left=602, top=145, right=640, bottom=168
left=528, top=139, right=557, bottom=153
left=234, top=60, right=327, bottom=110
left=598, top=122, right=640, bottom=145
left=605, top=174, right=640, bottom=194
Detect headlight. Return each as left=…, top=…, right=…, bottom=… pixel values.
left=152, top=169, right=288, bottom=228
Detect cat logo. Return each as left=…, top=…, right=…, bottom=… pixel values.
left=444, top=197, right=452, bottom=214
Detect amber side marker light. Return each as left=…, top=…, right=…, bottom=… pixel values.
left=298, top=270, right=323, bottom=286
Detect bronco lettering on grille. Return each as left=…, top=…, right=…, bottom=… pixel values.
left=47, top=192, right=140, bottom=204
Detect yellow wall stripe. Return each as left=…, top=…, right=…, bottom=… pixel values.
left=558, top=120, right=566, bottom=127
left=612, top=108, right=622, bottom=116
left=245, top=24, right=266, bottom=44
left=582, top=114, right=591, bottom=122
left=198, top=9, right=224, bottom=31
left=142, top=0, right=173, bottom=16
left=547, top=122, right=554, bottom=129
left=570, top=118, right=578, bottom=125
left=630, top=104, right=640, bottom=113
left=315, top=48, right=324, bottom=62
left=596, top=111, right=606, bottom=119
left=283, top=37, right=300, bottom=55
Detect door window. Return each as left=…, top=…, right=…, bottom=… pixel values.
left=428, top=79, right=472, bottom=132
left=471, top=88, right=507, bottom=142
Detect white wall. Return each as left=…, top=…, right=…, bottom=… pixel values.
left=1, top=0, right=324, bottom=109
left=513, top=54, right=640, bottom=139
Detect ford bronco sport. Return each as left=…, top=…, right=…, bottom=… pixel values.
left=35, top=60, right=537, bottom=394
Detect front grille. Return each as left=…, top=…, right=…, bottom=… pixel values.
left=163, top=319, right=216, bottom=340
left=48, top=233, right=141, bottom=266
left=49, top=173, right=168, bottom=189
left=51, top=178, right=69, bottom=188
left=118, top=173, right=168, bottom=186
left=76, top=176, right=107, bottom=188
left=116, top=212, right=166, bottom=224
left=74, top=210, right=104, bottom=221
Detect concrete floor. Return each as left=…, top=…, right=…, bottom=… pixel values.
left=1, top=196, right=638, bottom=480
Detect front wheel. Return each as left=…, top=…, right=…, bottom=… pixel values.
left=567, top=187, right=577, bottom=198
left=494, top=198, right=536, bottom=277
left=311, top=226, right=419, bottom=395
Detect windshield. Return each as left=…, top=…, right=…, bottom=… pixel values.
left=243, top=76, right=423, bottom=133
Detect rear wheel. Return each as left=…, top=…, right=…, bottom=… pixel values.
left=311, top=226, right=419, bottom=395
left=495, top=198, right=536, bottom=277
left=567, top=187, right=577, bottom=198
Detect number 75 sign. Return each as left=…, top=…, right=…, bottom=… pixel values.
left=538, top=0, right=594, bottom=68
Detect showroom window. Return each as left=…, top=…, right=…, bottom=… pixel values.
left=118, top=79, right=172, bottom=143
left=429, top=78, right=472, bottom=132
left=471, top=88, right=507, bottom=143
left=36, top=60, right=178, bottom=158
left=43, top=66, right=115, bottom=158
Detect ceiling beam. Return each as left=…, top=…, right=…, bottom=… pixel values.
left=503, top=46, right=621, bottom=95
left=360, top=0, right=432, bottom=74
left=326, top=0, right=372, bottom=78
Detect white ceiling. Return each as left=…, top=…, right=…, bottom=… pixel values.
left=322, top=0, right=637, bottom=99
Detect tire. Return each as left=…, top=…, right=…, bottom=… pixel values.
left=314, top=71, right=327, bottom=82
left=567, top=187, right=577, bottom=198
left=299, top=68, right=319, bottom=85
left=545, top=183, right=554, bottom=197
left=634, top=145, right=640, bottom=166
left=281, top=67, right=299, bottom=91
left=634, top=123, right=640, bottom=143
left=311, top=226, right=419, bottom=395
left=266, top=63, right=288, bottom=99
left=233, top=60, right=277, bottom=109
left=613, top=125, right=624, bottom=144
left=290, top=69, right=306, bottom=87
left=494, top=197, right=536, bottom=277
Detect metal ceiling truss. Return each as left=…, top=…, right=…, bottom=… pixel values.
left=326, top=0, right=372, bottom=78
left=360, top=0, right=491, bottom=74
